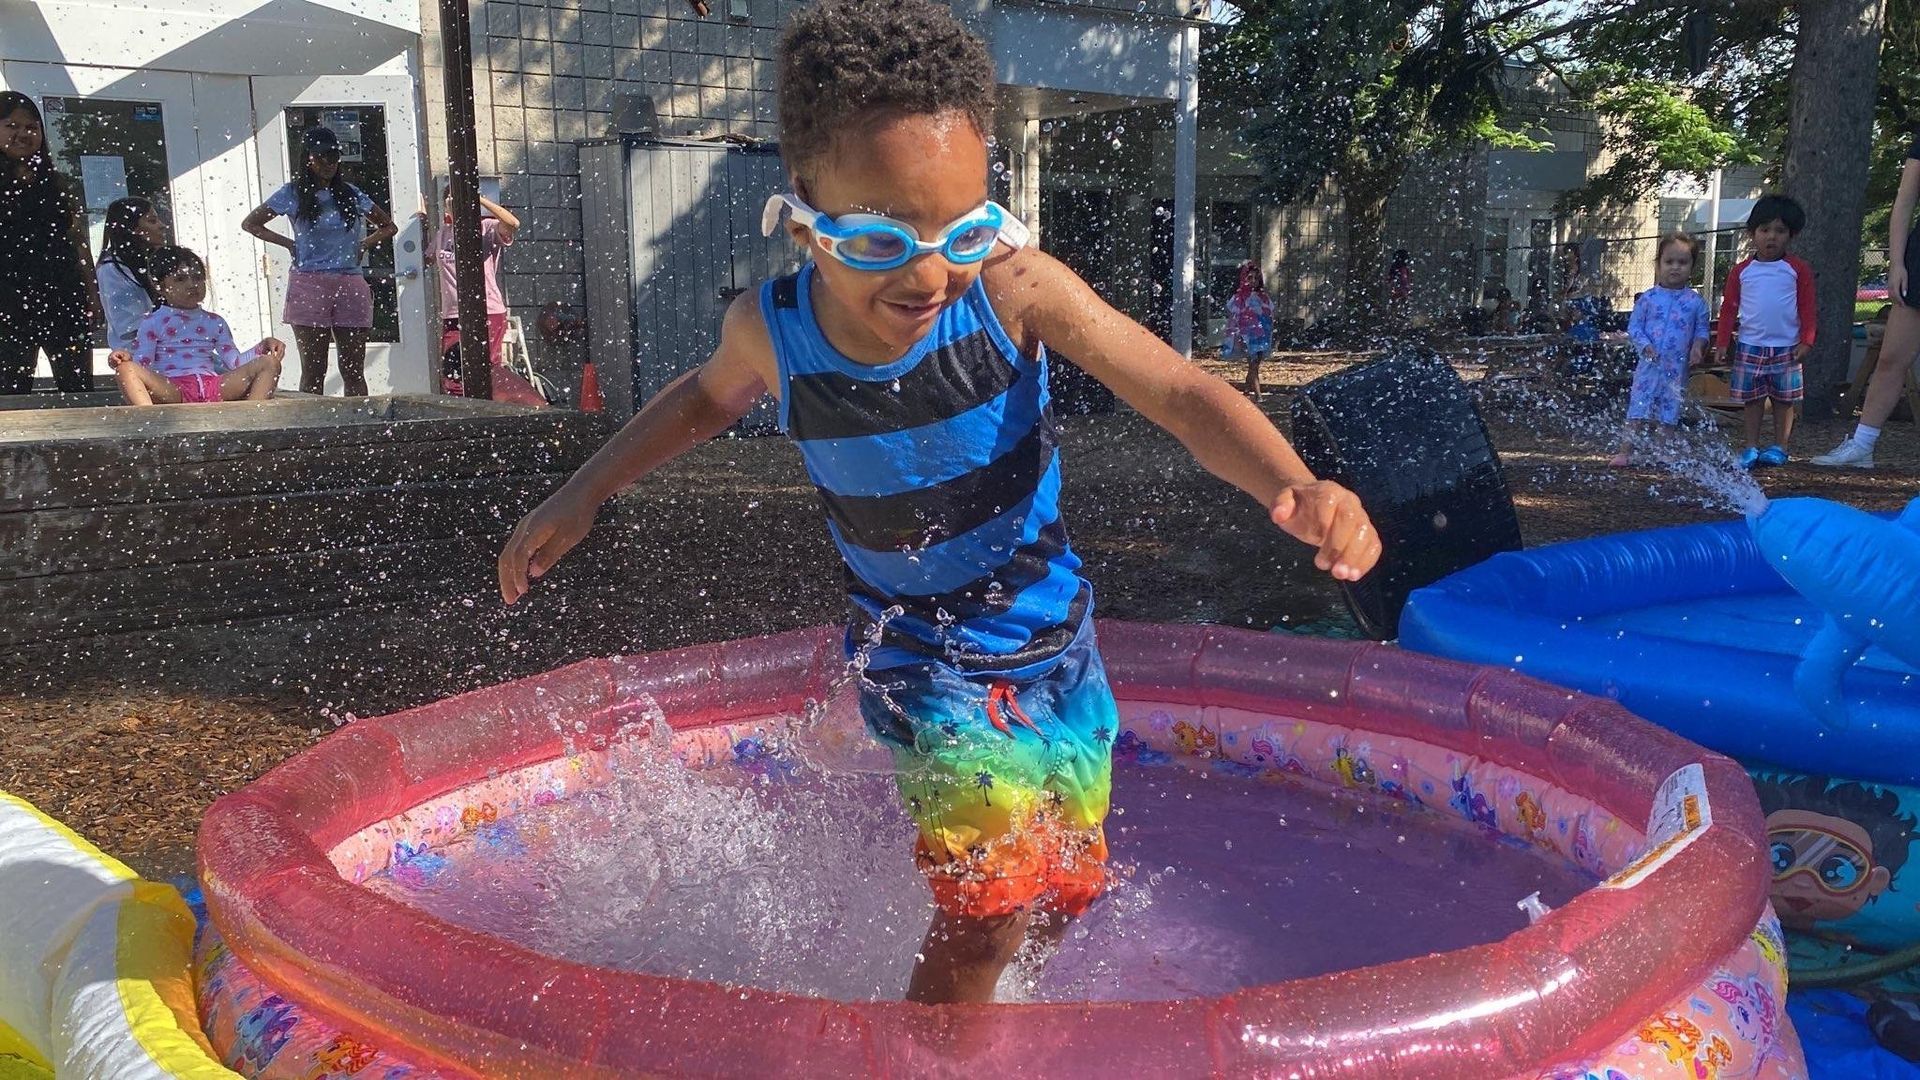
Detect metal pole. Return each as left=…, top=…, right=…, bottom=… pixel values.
left=1170, top=22, right=1200, bottom=357
left=1703, top=167, right=1722, bottom=316
left=439, top=0, right=491, bottom=400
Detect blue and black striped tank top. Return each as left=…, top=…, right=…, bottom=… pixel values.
left=761, top=264, right=1092, bottom=675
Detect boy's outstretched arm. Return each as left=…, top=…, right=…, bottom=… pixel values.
left=498, top=294, right=775, bottom=603
left=987, top=250, right=1381, bottom=582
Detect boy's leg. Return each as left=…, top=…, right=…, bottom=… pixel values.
left=1772, top=361, right=1803, bottom=448
left=908, top=909, right=1029, bottom=1004
left=866, top=634, right=1118, bottom=1005
left=114, top=361, right=182, bottom=405
left=1743, top=400, right=1765, bottom=449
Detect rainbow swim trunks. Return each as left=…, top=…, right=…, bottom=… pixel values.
left=859, top=626, right=1118, bottom=920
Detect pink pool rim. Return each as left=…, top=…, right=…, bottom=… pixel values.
left=197, top=621, right=1799, bottom=1078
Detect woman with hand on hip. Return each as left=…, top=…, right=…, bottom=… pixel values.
left=241, top=125, right=396, bottom=395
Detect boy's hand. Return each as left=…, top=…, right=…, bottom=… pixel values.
left=1271, top=481, right=1381, bottom=583
left=1792, top=343, right=1812, bottom=362
left=107, top=349, right=131, bottom=370
left=499, top=486, right=600, bottom=604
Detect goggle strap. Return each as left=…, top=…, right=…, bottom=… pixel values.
left=995, top=209, right=1030, bottom=251
left=761, top=192, right=798, bottom=238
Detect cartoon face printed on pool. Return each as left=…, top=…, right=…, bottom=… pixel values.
left=1170, top=719, right=1216, bottom=756
left=1450, top=772, right=1497, bottom=830
left=1332, top=745, right=1375, bottom=788
left=1755, top=775, right=1915, bottom=928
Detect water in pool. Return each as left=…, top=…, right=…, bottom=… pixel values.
left=365, top=704, right=1597, bottom=1004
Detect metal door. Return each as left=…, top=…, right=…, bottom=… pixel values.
left=0, top=62, right=251, bottom=379
left=627, top=140, right=798, bottom=433
left=252, top=74, right=430, bottom=394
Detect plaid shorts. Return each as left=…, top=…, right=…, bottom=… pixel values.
left=1728, top=343, right=1804, bottom=404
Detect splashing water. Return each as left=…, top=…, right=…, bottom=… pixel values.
left=367, top=670, right=1594, bottom=1003
left=1477, top=362, right=1766, bottom=516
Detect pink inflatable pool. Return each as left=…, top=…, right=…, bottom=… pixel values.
left=197, top=622, right=1801, bottom=1078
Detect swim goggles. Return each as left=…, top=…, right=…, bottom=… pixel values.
left=761, top=192, right=1029, bottom=271
left=1769, top=826, right=1873, bottom=894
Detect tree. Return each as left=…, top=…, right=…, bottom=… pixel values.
left=1219, top=0, right=1904, bottom=339
left=1227, top=1, right=1518, bottom=319
left=1222, top=0, right=1665, bottom=320
left=1784, top=0, right=1888, bottom=417
left=1555, top=73, right=1745, bottom=215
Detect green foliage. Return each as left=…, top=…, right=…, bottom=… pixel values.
left=1558, top=69, right=1747, bottom=212
left=1231, top=0, right=1516, bottom=206
left=1865, top=0, right=1918, bottom=244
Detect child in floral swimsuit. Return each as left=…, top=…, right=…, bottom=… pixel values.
left=1613, top=233, right=1709, bottom=467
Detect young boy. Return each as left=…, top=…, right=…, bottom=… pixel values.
left=109, top=246, right=284, bottom=405
left=497, top=0, right=1379, bottom=1005
left=1715, top=195, right=1816, bottom=469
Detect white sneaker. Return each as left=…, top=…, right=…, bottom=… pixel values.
left=1810, top=438, right=1876, bottom=468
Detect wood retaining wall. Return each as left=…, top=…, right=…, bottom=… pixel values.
left=0, top=396, right=609, bottom=646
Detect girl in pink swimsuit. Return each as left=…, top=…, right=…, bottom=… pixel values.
left=109, top=246, right=284, bottom=405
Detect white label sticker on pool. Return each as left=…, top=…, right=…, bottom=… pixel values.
left=1602, top=763, right=1712, bottom=891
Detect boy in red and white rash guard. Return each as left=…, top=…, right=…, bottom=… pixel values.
left=1714, top=194, right=1816, bottom=469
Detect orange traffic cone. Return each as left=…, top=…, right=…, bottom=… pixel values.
left=579, top=361, right=604, bottom=412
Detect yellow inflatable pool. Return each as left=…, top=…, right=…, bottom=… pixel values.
left=0, top=792, right=234, bottom=1079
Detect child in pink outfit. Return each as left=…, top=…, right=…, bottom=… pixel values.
left=110, top=246, right=283, bottom=405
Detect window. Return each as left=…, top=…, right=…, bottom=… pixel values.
left=1205, top=200, right=1253, bottom=330
left=1481, top=217, right=1509, bottom=300
left=40, top=96, right=173, bottom=256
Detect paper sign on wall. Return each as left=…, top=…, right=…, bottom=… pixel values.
left=80, top=156, right=128, bottom=211
left=321, top=110, right=364, bottom=162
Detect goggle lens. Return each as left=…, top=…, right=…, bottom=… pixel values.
left=948, top=223, right=999, bottom=259
left=839, top=231, right=908, bottom=264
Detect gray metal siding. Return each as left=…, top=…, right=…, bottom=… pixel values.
left=626, top=140, right=797, bottom=431
left=577, top=140, right=635, bottom=415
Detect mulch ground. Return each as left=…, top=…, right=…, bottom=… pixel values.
left=5, top=344, right=1916, bottom=880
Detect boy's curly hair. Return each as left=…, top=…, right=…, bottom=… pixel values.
left=777, top=0, right=996, bottom=182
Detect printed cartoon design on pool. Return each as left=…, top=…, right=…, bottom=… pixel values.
left=196, top=622, right=1801, bottom=1078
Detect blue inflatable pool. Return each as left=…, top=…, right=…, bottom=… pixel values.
left=1402, top=515, right=1920, bottom=988
left=1401, top=516, right=1920, bottom=787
